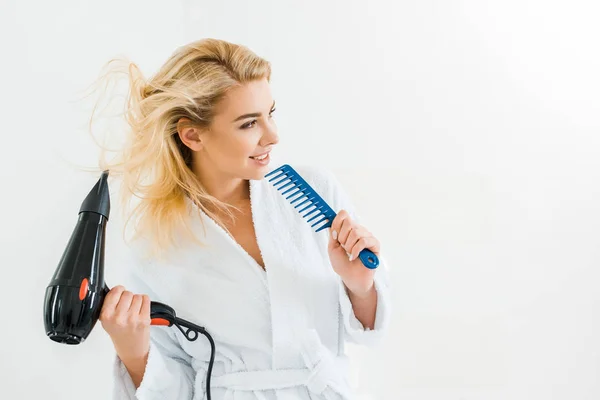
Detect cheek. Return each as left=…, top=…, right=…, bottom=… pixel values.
left=211, top=141, right=252, bottom=169
left=228, top=134, right=259, bottom=157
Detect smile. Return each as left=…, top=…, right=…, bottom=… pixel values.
left=250, top=152, right=270, bottom=160
left=249, top=151, right=271, bottom=166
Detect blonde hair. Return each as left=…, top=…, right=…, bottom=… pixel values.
left=85, top=38, right=272, bottom=262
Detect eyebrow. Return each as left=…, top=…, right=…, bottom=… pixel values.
left=232, top=100, right=276, bottom=122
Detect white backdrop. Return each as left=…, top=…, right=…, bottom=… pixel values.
left=1, top=0, right=599, bottom=399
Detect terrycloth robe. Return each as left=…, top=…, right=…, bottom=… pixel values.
left=111, top=165, right=392, bottom=400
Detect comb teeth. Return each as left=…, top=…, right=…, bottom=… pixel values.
left=265, top=165, right=336, bottom=232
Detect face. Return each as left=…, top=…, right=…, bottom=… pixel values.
left=178, top=78, right=279, bottom=182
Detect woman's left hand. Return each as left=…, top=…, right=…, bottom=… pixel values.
left=328, top=210, right=380, bottom=296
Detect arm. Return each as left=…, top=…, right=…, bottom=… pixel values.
left=308, top=165, right=393, bottom=346
left=109, top=252, right=208, bottom=399
left=120, top=351, right=148, bottom=389
left=338, top=254, right=392, bottom=346
left=345, top=283, right=377, bottom=330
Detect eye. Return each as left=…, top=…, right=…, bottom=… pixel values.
left=241, top=108, right=276, bottom=129
left=242, top=120, right=257, bottom=129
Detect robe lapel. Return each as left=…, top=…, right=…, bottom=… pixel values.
left=249, top=177, right=341, bottom=370
left=195, top=195, right=268, bottom=289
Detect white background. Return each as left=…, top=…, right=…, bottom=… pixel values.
left=1, top=0, right=599, bottom=399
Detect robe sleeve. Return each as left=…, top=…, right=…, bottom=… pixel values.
left=109, top=250, right=200, bottom=400
left=310, top=166, right=393, bottom=347
left=338, top=254, right=392, bottom=346
left=112, top=326, right=197, bottom=400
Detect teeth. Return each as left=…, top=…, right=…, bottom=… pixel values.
left=252, top=153, right=268, bottom=160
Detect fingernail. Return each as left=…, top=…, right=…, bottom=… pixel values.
left=332, top=230, right=337, bottom=240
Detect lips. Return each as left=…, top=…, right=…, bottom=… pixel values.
left=250, top=150, right=270, bottom=160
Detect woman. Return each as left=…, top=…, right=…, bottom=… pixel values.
left=95, top=38, right=392, bottom=400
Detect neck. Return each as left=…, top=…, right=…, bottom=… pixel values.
left=194, top=168, right=250, bottom=206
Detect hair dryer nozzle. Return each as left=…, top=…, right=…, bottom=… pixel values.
left=79, top=170, right=110, bottom=219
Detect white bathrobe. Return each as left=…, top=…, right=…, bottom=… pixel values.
left=111, top=165, right=392, bottom=400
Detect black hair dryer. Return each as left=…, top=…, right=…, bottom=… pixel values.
left=43, top=170, right=210, bottom=345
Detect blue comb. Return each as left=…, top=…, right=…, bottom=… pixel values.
left=264, top=164, right=379, bottom=270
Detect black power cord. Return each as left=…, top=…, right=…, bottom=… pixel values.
left=151, top=302, right=216, bottom=399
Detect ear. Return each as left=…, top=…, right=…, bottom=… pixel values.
left=177, top=117, right=205, bottom=151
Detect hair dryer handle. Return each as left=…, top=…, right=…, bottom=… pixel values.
left=103, top=283, right=202, bottom=340
left=149, top=301, right=206, bottom=342
left=103, top=284, right=175, bottom=326
left=150, top=301, right=176, bottom=327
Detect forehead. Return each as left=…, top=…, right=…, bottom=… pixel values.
left=216, top=78, right=272, bottom=116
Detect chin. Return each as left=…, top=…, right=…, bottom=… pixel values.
left=245, top=158, right=273, bottom=180
left=247, top=167, right=269, bottom=180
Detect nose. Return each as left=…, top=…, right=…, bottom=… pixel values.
left=261, top=120, right=279, bottom=147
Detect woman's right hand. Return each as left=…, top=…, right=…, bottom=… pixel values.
left=99, top=285, right=151, bottom=364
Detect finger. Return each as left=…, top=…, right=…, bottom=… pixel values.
left=129, top=294, right=143, bottom=314
left=140, top=295, right=151, bottom=319
left=349, top=236, right=380, bottom=261
left=338, top=216, right=355, bottom=248
left=115, top=291, right=134, bottom=315
left=344, top=226, right=369, bottom=254
left=102, top=285, right=125, bottom=313
left=328, top=227, right=342, bottom=251
left=330, top=210, right=350, bottom=241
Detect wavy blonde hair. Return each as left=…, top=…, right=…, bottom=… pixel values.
left=84, top=38, right=272, bottom=262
